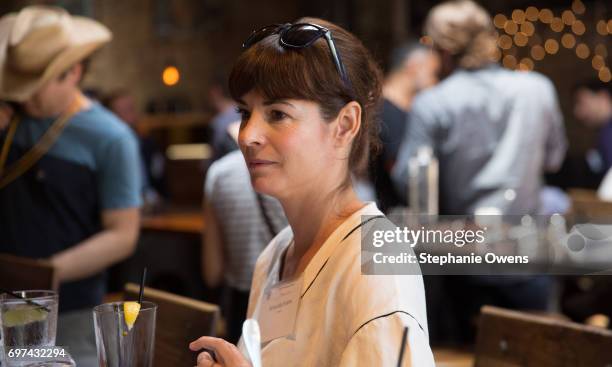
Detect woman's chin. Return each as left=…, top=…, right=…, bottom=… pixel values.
left=251, top=178, right=279, bottom=198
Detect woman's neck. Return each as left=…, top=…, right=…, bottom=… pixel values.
left=279, top=185, right=365, bottom=280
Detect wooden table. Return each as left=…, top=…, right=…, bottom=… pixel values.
left=141, top=210, right=205, bottom=234
left=109, top=209, right=210, bottom=300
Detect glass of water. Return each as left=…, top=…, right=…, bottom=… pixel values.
left=0, top=290, right=58, bottom=366
left=93, top=301, right=156, bottom=367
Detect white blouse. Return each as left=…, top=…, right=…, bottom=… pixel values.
left=242, top=203, right=435, bottom=366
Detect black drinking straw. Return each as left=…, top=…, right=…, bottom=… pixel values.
left=0, top=289, right=50, bottom=312
left=397, top=326, right=409, bottom=367
left=138, top=267, right=147, bottom=304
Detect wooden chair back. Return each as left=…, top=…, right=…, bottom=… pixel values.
left=0, top=253, right=56, bottom=291
left=124, top=282, right=220, bottom=366
left=475, top=305, right=612, bottom=367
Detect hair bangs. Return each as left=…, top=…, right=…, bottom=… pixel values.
left=229, top=35, right=342, bottom=106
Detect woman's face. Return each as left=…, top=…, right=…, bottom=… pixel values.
left=237, top=90, right=338, bottom=200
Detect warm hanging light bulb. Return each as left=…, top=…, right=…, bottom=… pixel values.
left=162, top=65, right=180, bottom=86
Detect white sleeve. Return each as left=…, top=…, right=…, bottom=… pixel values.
left=338, top=312, right=435, bottom=367
left=598, top=168, right=612, bottom=201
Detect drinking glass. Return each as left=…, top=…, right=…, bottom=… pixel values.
left=0, top=290, right=59, bottom=366
left=93, top=301, right=156, bottom=367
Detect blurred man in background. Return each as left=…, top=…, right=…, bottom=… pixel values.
left=574, top=80, right=612, bottom=172
left=547, top=80, right=612, bottom=192
left=574, top=81, right=612, bottom=200
left=391, top=0, right=567, bottom=344
left=562, top=80, right=612, bottom=327
left=370, top=42, right=439, bottom=212
left=0, top=6, right=141, bottom=365
left=393, top=0, right=566, bottom=215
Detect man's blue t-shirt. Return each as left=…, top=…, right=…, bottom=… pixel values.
left=0, top=101, right=142, bottom=312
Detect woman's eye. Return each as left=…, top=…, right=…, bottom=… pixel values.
left=237, top=108, right=250, bottom=122
left=269, top=110, right=288, bottom=122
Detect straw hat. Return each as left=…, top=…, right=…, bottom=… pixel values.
left=0, top=5, right=112, bottom=102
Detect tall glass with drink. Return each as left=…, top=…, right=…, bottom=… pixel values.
left=0, top=290, right=58, bottom=366
left=93, top=301, right=156, bottom=367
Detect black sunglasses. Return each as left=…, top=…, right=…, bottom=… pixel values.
left=242, top=23, right=353, bottom=93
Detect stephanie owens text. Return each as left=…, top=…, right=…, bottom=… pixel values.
left=372, top=252, right=530, bottom=265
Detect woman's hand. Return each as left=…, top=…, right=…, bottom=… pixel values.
left=190, top=336, right=252, bottom=367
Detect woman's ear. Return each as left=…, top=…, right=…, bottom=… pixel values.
left=334, top=101, right=361, bottom=148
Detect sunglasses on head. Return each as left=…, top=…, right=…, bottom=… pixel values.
left=242, top=22, right=353, bottom=93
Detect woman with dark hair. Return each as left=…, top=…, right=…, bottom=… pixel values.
left=190, top=17, right=434, bottom=366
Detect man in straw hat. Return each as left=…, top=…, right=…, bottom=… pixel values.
left=392, top=0, right=567, bottom=343
left=0, top=4, right=140, bottom=321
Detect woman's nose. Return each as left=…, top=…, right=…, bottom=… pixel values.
left=238, top=111, right=266, bottom=148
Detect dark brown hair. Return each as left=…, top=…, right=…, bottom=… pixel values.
left=229, top=17, right=383, bottom=177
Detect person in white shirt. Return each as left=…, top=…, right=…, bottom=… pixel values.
left=190, top=17, right=434, bottom=367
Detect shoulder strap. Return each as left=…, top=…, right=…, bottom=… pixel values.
left=0, top=95, right=84, bottom=190
left=0, top=114, right=20, bottom=176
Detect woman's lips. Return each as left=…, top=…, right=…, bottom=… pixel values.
left=247, top=159, right=277, bottom=169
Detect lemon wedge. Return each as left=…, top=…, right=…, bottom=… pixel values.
left=2, top=305, right=47, bottom=328
left=123, top=301, right=141, bottom=330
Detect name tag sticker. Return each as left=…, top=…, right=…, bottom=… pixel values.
left=258, top=279, right=301, bottom=343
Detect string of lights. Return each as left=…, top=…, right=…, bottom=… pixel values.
left=491, top=0, right=610, bottom=82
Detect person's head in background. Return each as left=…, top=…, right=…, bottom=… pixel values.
left=383, top=42, right=439, bottom=111
left=573, top=80, right=612, bottom=128
left=424, top=0, right=497, bottom=79
left=22, top=63, right=87, bottom=118
left=103, top=89, right=139, bottom=128
left=0, top=6, right=111, bottom=118
left=208, top=73, right=236, bottom=114
left=229, top=17, right=382, bottom=204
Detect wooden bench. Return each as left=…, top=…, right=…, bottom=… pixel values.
left=475, top=305, right=612, bottom=366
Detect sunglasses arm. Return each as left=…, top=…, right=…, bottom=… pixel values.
left=324, top=32, right=353, bottom=93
